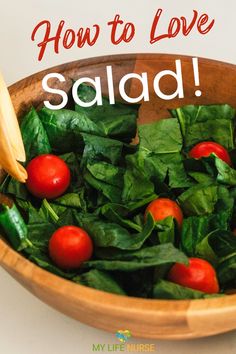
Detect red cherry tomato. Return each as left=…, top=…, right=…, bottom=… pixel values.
left=189, top=141, right=232, bottom=165
left=49, top=226, right=93, bottom=270
left=168, top=257, right=219, bottom=294
left=26, top=154, right=71, bottom=199
left=233, top=228, right=236, bottom=236
left=145, top=198, right=183, bottom=228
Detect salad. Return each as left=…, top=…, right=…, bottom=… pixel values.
left=1, top=83, right=236, bottom=300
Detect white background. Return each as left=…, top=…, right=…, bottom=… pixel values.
left=0, top=0, right=236, bottom=353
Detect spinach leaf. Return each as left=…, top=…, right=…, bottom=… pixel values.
left=41, top=192, right=85, bottom=221
left=125, top=195, right=158, bottom=214
left=195, top=232, right=219, bottom=265
left=133, top=149, right=188, bottom=193
left=215, top=185, right=234, bottom=215
left=138, top=118, right=182, bottom=154
left=73, top=269, right=126, bottom=295
left=188, top=171, right=215, bottom=184
left=206, top=230, right=236, bottom=258
left=155, top=216, right=176, bottom=244
left=194, top=228, right=236, bottom=267
left=171, top=104, right=235, bottom=150
left=81, top=133, right=123, bottom=166
left=87, top=161, right=124, bottom=188
left=138, top=120, right=191, bottom=188
left=217, top=253, right=236, bottom=286
left=121, top=147, right=186, bottom=202
left=158, top=153, right=192, bottom=188
left=59, top=152, right=82, bottom=193
left=39, top=107, right=104, bottom=153
left=57, top=208, right=79, bottom=227
left=53, top=193, right=82, bottom=210
left=186, top=155, right=236, bottom=186
left=122, top=150, right=157, bottom=202
left=122, top=150, right=190, bottom=202
left=187, top=119, right=234, bottom=150
left=28, top=254, right=76, bottom=279
left=153, top=279, right=220, bottom=299
left=74, top=213, right=154, bottom=250
left=178, top=184, right=218, bottom=216
left=83, top=243, right=188, bottom=272
left=26, top=207, right=56, bottom=252
left=141, top=151, right=168, bottom=187
left=214, top=156, right=236, bottom=186
left=181, top=211, right=232, bottom=257
left=1, top=177, right=29, bottom=200
left=116, top=269, right=154, bottom=298
left=99, top=203, right=142, bottom=232
left=181, top=215, right=212, bottom=256
left=75, top=84, right=139, bottom=142
left=83, top=168, right=122, bottom=204
left=98, top=195, right=157, bottom=227
left=21, top=107, right=51, bottom=161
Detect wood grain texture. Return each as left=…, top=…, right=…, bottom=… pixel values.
left=1, top=54, right=236, bottom=339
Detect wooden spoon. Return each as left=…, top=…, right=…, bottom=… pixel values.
left=0, top=72, right=27, bottom=182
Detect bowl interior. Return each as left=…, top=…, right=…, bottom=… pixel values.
left=1, top=54, right=236, bottom=340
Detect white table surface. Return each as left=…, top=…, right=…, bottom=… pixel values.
left=0, top=1, right=236, bottom=353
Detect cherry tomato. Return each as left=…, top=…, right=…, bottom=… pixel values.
left=26, top=154, right=71, bottom=199
left=233, top=228, right=236, bottom=236
left=145, top=198, right=183, bottom=228
left=168, top=257, right=219, bottom=294
left=189, top=141, right=232, bottom=165
left=49, top=226, right=93, bottom=270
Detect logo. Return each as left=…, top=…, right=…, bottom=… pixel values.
left=92, top=330, right=156, bottom=352
left=115, top=330, right=131, bottom=343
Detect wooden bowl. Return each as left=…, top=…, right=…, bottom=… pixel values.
left=1, top=54, right=236, bottom=340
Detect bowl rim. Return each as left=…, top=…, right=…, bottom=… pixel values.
left=8, top=52, right=236, bottom=94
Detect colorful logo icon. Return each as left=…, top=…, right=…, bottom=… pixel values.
left=115, top=330, right=131, bottom=343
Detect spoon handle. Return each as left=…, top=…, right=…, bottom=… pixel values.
left=0, top=73, right=27, bottom=182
